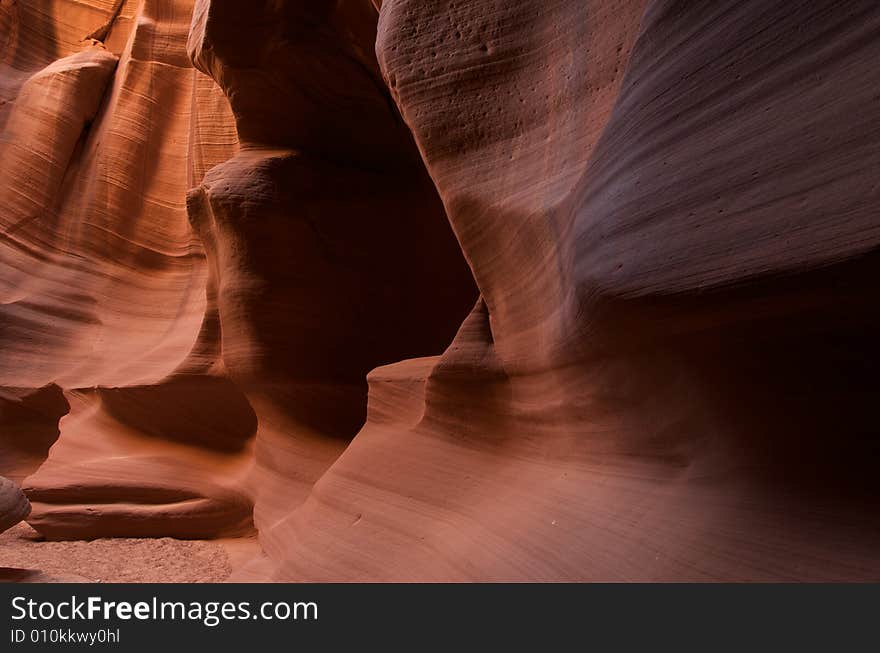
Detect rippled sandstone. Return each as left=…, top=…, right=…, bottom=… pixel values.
left=1, top=0, right=879, bottom=580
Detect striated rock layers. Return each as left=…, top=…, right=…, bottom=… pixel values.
left=2, top=0, right=880, bottom=580
left=2, top=0, right=252, bottom=538
left=1, top=0, right=475, bottom=544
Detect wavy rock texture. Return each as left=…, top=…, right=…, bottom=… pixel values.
left=2, top=0, right=880, bottom=580
left=1, top=0, right=251, bottom=538
left=1, top=0, right=475, bottom=545
left=262, top=0, right=880, bottom=580
left=185, top=0, right=477, bottom=554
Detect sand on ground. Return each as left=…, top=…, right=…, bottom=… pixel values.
left=0, top=523, right=261, bottom=583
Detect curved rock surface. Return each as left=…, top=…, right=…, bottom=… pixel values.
left=1, top=0, right=250, bottom=538
left=2, top=0, right=880, bottom=580
left=0, top=476, right=30, bottom=535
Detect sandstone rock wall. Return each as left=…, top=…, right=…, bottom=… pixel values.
left=2, top=0, right=879, bottom=579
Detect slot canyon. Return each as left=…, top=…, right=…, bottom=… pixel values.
left=0, top=0, right=879, bottom=581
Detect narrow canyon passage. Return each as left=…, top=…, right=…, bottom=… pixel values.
left=1, top=0, right=879, bottom=581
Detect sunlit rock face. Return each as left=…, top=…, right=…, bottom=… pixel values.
left=2, top=0, right=880, bottom=580
left=1, top=0, right=252, bottom=539
left=0, top=0, right=475, bottom=544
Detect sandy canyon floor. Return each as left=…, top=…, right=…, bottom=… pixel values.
left=0, top=524, right=262, bottom=583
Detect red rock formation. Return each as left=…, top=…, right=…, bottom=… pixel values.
left=1, top=0, right=475, bottom=544
left=258, top=0, right=880, bottom=580
left=185, top=0, right=476, bottom=548
left=1, top=0, right=251, bottom=538
left=2, top=0, right=879, bottom=580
